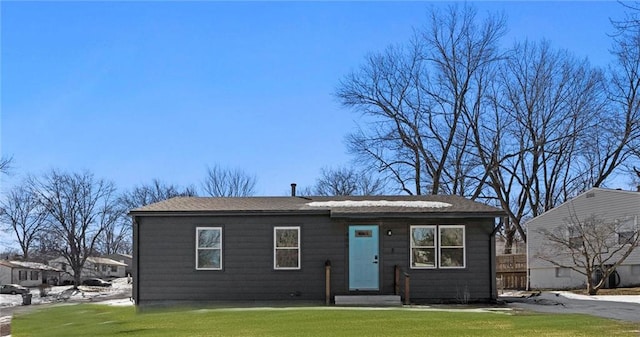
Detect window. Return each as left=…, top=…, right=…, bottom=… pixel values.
left=555, top=267, right=571, bottom=278
left=30, top=271, right=39, bottom=280
left=618, top=231, right=636, bottom=245
left=439, top=226, right=465, bottom=268
left=410, top=226, right=436, bottom=268
left=274, top=226, right=300, bottom=270
left=196, top=227, right=222, bottom=270
left=18, top=270, right=27, bottom=281
left=631, top=265, right=640, bottom=276
left=568, top=226, right=583, bottom=249
left=110, top=265, right=118, bottom=272
left=102, top=265, right=107, bottom=272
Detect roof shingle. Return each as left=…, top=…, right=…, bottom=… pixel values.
left=130, top=195, right=504, bottom=217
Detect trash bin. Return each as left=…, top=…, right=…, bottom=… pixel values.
left=22, top=293, right=32, bottom=305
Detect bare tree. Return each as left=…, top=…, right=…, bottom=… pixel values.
left=600, top=19, right=640, bottom=185
left=469, top=40, right=605, bottom=248
left=0, top=182, right=47, bottom=260
left=201, top=165, right=257, bottom=197
left=611, top=1, right=640, bottom=33
left=337, top=4, right=506, bottom=196
left=0, top=156, right=13, bottom=175
left=311, top=166, right=386, bottom=196
left=119, top=178, right=197, bottom=210
left=30, top=170, right=119, bottom=287
left=108, top=179, right=197, bottom=255
left=536, top=212, right=640, bottom=295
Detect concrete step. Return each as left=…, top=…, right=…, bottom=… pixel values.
left=334, top=295, right=402, bottom=306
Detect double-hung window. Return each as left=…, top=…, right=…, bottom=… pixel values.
left=274, top=226, right=300, bottom=270
left=410, top=225, right=466, bottom=269
left=196, top=227, right=222, bottom=270
left=410, top=226, right=436, bottom=268
left=439, top=225, right=465, bottom=268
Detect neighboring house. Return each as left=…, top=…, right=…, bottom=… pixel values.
left=106, top=253, right=133, bottom=277
left=129, top=195, right=505, bottom=307
left=50, top=256, right=128, bottom=283
left=527, top=188, right=640, bottom=290
left=0, top=260, right=62, bottom=287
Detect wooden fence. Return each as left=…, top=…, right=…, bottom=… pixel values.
left=496, top=254, right=527, bottom=290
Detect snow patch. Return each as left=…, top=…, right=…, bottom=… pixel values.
left=307, top=200, right=452, bottom=208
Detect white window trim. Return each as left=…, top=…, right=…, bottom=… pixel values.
left=274, top=226, right=301, bottom=270
left=196, top=227, right=223, bottom=271
left=410, top=225, right=437, bottom=269
left=438, top=225, right=466, bottom=269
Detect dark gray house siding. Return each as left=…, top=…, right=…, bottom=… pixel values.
left=132, top=196, right=502, bottom=307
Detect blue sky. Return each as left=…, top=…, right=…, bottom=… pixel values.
left=0, top=1, right=629, bottom=196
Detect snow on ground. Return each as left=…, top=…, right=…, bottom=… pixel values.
left=0, top=277, right=132, bottom=308
left=554, top=291, right=640, bottom=304
left=500, top=290, right=640, bottom=304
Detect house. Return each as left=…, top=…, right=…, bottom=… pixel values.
left=106, top=253, right=133, bottom=277
left=129, top=195, right=505, bottom=307
left=49, top=256, right=128, bottom=283
left=0, top=260, right=62, bottom=287
left=527, top=188, right=640, bottom=290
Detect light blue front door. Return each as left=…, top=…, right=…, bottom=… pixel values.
left=348, top=225, right=379, bottom=291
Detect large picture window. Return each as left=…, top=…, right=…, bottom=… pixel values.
left=274, top=226, right=300, bottom=270
left=196, top=227, right=222, bottom=270
left=439, top=225, right=465, bottom=268
left=410, top=226, right=436, bottom=268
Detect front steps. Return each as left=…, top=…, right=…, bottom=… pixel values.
left=334, top=295, right=402, bottom=307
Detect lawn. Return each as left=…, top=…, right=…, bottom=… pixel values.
left=11, top=305, right=640, bottom=337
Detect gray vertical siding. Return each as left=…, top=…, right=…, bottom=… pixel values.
left=375, top=218, right=495, bottom=303
left=134, top=214, right=496, bottom=306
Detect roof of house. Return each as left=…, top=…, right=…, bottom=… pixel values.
left=0, top=260, right=62, bottom=272
left=129, top=195, right=505, bottom=218
left=50, top=256, right=128, bottom=267
left=525, top=187, right=640, bottom=227
left=106, top=253, right=132, bottom=259
left=86, top=257, right=128, bottom=266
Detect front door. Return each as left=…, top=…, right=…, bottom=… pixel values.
left=348, top=225, right=379, bottom=291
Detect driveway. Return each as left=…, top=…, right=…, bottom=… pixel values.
left=503, top=292, right=640, bottom=323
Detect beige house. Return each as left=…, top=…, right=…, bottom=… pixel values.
left=49, top=256, right=128, bottom=283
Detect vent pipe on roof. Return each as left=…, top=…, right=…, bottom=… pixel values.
left=637, top=185, right=640, bottom=192
left=291, top=183, right=297, bottom=197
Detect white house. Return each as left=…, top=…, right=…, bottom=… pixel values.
left=0, top=260, right=62, bottom=287
left=49, top=256, right=128, bottom=283
left=527, top=188, right=640, bottom=290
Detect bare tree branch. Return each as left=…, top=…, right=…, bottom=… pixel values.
left=201, top=164, right=257, bottom=197
left=30, top=170, right=119, bottom=288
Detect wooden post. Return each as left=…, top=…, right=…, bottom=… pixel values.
left=325, top=260, right=331, bottom=305
left=404, top=273, right=410, bottom=305
left=394, top=265, right=400, bottom=295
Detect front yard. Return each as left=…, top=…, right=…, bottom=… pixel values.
left=11, top=305, right=640, bottom=337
